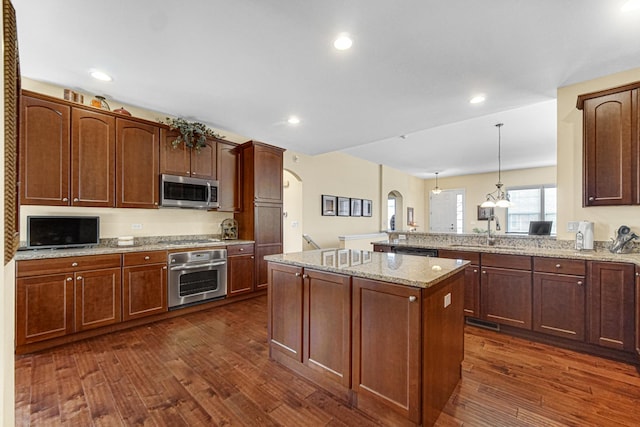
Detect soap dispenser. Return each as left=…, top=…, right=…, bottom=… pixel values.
left=575, top=230, right=584, bottom=250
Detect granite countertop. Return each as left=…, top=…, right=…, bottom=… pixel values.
left=372, top=239, right=640, bottom=265
left=265, top=249, right=468, bottom=289
left=15, top=237, right=255, bottom=261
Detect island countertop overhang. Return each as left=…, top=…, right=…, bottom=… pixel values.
left=265, top=249, right=469, bottom=289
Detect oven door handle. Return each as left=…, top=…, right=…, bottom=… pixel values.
left=170, top=261, right=226, bottom=271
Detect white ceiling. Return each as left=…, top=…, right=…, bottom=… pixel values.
left=12, top=1, right=640, bottom=178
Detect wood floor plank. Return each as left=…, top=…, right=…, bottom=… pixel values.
left=16, top=296, right=640, bottom=426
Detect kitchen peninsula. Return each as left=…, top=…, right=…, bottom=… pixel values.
left=265, top=250, right=467, bottom=427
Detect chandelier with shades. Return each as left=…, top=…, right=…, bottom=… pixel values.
left=480, top=123, right=512, bottom=208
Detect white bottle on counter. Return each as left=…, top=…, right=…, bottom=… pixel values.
left=575, top=230, right=584, bottom=250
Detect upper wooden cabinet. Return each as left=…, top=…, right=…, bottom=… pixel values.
left=159, top=129, right=217, bottom=180
left=72, top=108, right=116, bottom=207
left=20, top=94, right=71, bottom=205
left=577, top=82, right=639, bottom=206
left=116, top=118, right=160, bottom=208
left=216, top=140, right=241, bottom=212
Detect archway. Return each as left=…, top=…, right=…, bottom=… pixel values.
left=283, top=169, right=303, bottom=253
left=387, top=190, right=403, bottom=231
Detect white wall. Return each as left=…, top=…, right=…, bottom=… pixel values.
left=1, top=10, right=16, bottom=424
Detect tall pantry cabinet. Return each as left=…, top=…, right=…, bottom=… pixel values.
left=236, top=141, right=285, bottom=290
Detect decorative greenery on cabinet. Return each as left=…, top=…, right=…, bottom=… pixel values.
left=161, top=117, right=224, bottom=151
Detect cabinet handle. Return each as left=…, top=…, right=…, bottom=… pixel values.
left=62, top=197, right=68, bottom=202
left=71, top=262, right=78, bottom=267
left=73, top=197, right=79, bottom=202
left=295, top=272, right=301, bottom=277
left=187, top=171, right=191, bottom=174
left=302, top=274, right=309, bottom=279
left=251, top=256, right=255, bottom=259
left=409, top=296, right=417, bottom=302
left=588, top=196, right=594, bottom=201
left=473, top=269, right=478, bottom=273
left=144, top=256, right=150, bottom=260
left=555, top=264, right=561, bottom=268
left=154, top=202, right=158, bottom=205
left=482, top=270, right=486, bottom=274
left=76, top=276, right=83, bottom=281
left=577, top=281, right=583, bottom=286
left=66, top=277, right=73, bottom=282
left=239, top=248, right=244, bottom=251
left=163, top=266, right=167, bottom=270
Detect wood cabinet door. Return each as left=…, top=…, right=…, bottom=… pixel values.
left=253, top=144, right=283, bottom=203
left=267, top=263, right=303, bottom=362
left=20, top=95, right=70, bottom=205
left=255, top=203, right=284, bottom=289
left=583, top=90, right=633, bottom=206
left=303, top=269, right=351, bottom=388
left=217, top=140, right=240, bottom=212
left=74, top=267, right=122, bottom=332
left=588, top=261, right=635, bottom=351
left=256, top=243, right=283, bottom=290
left=122, top=263, right=167, bottom=321
left=227, top=253, right=255, bottom=295
left=464, top=264, right=480, bottom=317
left=636, top=268, right=640, bottom=359
left=352, top=277, right=421, bottom=423
left=533, top=272, right=585, bottom=341
left=71, top=108, right=115, bottom=207
left=373, top=244, right=392, bottom=253
left=116, top=119, right=159, bottom=208
left=159, top=129, right=190, bottom=177
left=481, top=267, right=532, bottom=329
left=190, top=138, right=216, bottom=179
left=16, top=274, right=74, bottom=345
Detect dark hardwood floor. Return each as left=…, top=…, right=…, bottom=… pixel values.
left=15, top=295, right=640, bottom=426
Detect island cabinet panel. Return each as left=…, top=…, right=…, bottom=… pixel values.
left=122, top=251, right=168, bottom=321
left=588, top=261, right=635, bottom=351
left=352, top=277, right=421, bottom=424
left=116, top=118, right=159, bottom=208
left=438, top=249, right=480, bottom=317
left=19, top=95, right=70, bottom=205
left=303, top=269, right=351, bottom=388
left=74, top=267, right=122, bottom=332
left=227, top=244, right=255, bottom=296
left=71, top=108, right=116, bottom=207
left=581, top=89, right=635, bottom=206
left=636, top=267, right=640, bottom=360
left=16, top=274, right=74, bottom=345
left=268, top=263, right=304, bottom=362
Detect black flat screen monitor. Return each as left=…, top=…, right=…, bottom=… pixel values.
left=27, top=216, right=100, bottom=249
left=528, top=221, right=552, bottom=236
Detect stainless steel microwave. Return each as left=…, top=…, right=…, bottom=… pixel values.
left=160, top=174, right=219, bottom=209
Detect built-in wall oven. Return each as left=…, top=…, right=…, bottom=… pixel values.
left=168, top=249, right=227, bottom=309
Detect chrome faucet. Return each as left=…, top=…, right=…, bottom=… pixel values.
left=487, top=215, right=501, bottom=246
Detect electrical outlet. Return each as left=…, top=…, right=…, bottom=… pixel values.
left=398, top=234, right=407, bottom=240
left=567, top=221, right=579, bottom=232
left=444, top=293, right=451, bottom=308
left=131, top=223, right=143, bottom=230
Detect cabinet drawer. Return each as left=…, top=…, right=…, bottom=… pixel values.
left=438, top=249, right=480, bottom=264
left=533, top=257, right=586, bottom=275
left=123, top=251, right=168, bottom=266
left=481, top=253, right=531, bottom=270
left=227, top=243, right=254, bottom=256
left=17, top=254, right=121, bottom=277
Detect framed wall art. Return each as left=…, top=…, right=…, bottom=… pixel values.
left=477, top=205, right=494, bottom=220
left=337, top=197, right=350, bottom=216
left=350, top=198, right=362, bottom=216
left=362, top=199, right=372, bottom=217
left=322, top=195, right=337, bottom=216
left=407, top=207, right=414, bottom=225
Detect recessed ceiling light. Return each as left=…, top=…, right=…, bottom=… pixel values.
left=621, top=0, right=640, bottom=12
left=287, top=116, right=300, bottom=125
left=90, top=70, right=112, bottom=82
left=334, top=33, right=353, bottom=50
left=469, top=95, right=486, bottom=104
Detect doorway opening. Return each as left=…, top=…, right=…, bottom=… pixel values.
left=283, top=170, right=303, bottom=253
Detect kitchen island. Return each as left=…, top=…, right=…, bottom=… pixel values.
left=265, top=249, right=467, bottom=427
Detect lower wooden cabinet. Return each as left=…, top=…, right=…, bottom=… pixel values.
left=352, top=277, right=421, bottom=423
left=533, top=273, right=585, bottom=341
left=227, top=244, right=255, bottom=296
left=636, top=268, right=640, bottom=360
left=74, top=267, right=122, bottom=332
left=588, top=261, right=635, bottom=351
left=481, top=265, right=532, bottom=330
left=268, top=263, right=304, bottom=361
left=122, top=251, right=168, bottom=321
left=304, top=268, right=351, bottom=387
left=438, top=249, right=480, bottom=317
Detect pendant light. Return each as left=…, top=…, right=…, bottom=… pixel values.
left=481, top=123, right=512, bottom=208
left=432, top=172, right=442, bottom=194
